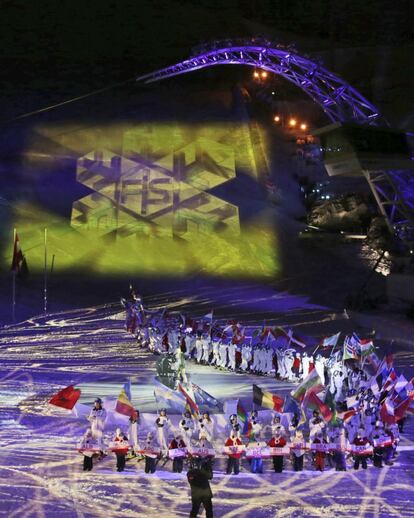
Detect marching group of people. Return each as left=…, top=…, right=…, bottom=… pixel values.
left=123, top=290, right=377, bottom=404
left=74, top=290, right=411, bottom=518
left=78, top=385, right=405, bottom=476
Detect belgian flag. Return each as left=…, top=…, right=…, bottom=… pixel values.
left=253, top=384, right=284, bottom=412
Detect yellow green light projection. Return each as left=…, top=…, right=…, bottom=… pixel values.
left=7, top=123, right=278, bottom=278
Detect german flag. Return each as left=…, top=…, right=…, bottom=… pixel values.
left=253, top=384, right=284, bottom=412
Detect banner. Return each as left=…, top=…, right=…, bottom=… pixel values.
left=268, top=446, right=291, bottom=456
left=348, top=445, right=373, bottom=456
left=77, top=447, right=102, bottom=457
left=136, top=448, right=161, bottom=457
left=108, top=441, right=130, bottom=454
left=188, top=447, right=215, bottom=457
left=168, top=448, right=188, bottom=459
left=372, top=438, right=393, bottom=448
left=310, top=443, right=331, bottom=452
left=223, top=445, right=246, bottom=455
left=245, top=446, right=270, bottom=459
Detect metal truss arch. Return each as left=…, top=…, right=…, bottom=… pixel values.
left=136, top=41, right=383, bottom=125
left=136, top=39, right=414, bottom=250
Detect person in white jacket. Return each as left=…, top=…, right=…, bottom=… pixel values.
left=88, top=398, right=107, bottom=448
left=198, top=411, right=214, bottom=442
left=195, top=336, right=203, bottom=364
left=315, top=355, right=326, bottom=385
left=302, top=352, right=310, bottom=379
left=228, top=342, right=237, bottom=371
left=218, top=341, right=228, bottom=368
left=309, top=410, right=325, bottom=440
left=240, top=344, right=252, bottom=371
left=179, top=410, right=195, bottom=442
left=128, top=412, right=140, bottom=454
left=211, top=339, right=220, bottom=366
left=285, top=350, right=295, bottom=381
left=201, top=335, right=211, bottom=364
left=155, top=409, right=172, bottom=451
left=185, top=333, right=195, bottom=359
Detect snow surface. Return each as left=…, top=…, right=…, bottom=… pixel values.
left=0, top=295, right=414, bottom=518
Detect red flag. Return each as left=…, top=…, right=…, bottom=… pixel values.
left=380, top=398, right=396, bottom=425
left=303, top=389, right=333, bottom=422
left=394, top=393, right=414, bottom=421
left=382, top=369, right=397, bottom=392
left=10, top=232, right=29, bottom=279
left=178, top=384, right=199, bottom=416
left=337, top=408, right=358, bottom=423
left=11, top=232, right=24, bottom=272
left=49, top=385, right=81, bottom=410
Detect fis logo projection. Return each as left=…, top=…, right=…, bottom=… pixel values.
left=71, top=126, right=240, bottom=241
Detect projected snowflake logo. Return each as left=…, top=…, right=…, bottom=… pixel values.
left=71, top=125, right=240, bottom=240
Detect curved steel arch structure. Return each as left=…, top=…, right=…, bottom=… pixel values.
left=137, top=40, right=414, bottom=249
left=136, top=40, right=382, bottom=125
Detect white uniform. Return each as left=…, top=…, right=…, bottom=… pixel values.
left=195, top=337, right=203, bottom=363
left=185, top=334, right=195, bottom=358
left=212, top=340, right=220, bottom=366
left=228, top=343, right=237, bottom=370
left=309, top=416, right=325, bottom=440
left=265, top=348, right=273, bottom=374
left=219, top=342, right=228, bottom=368
left=88, top=407, right=107, bottom=447
left=241, top=345, right=251, bottom=371
left=331, top=362, right=346, bottom=401
left=155, top=414, right=171, bottom=450
left=252, top=347, right=260, bottom=372
left=198, top=416, right=214, bottom=442
left=201, top=336, right=211, bottom=363
left=128, top=420, right=140, bottom=451
left=302, top=354, right=310, bottom=378
left=285, top=352, right=295, bottom=381
left=179, top=416, right=195, bottom=442
left=276, top=349, right=286, bottom=378
left=315, top=355, right=325, bottom=385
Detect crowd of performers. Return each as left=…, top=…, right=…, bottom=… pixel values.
left=123, top=290, right=383, bottom=401
left=78, top=379, right=408, bottom=475
left=76, top=291, right=411, bottom=475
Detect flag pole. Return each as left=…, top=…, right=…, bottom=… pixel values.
left=43, top=228, right=48, bottom=314
left=12, top=228, right=16, bottom=322
left=328, top=333, right=341, bottom=359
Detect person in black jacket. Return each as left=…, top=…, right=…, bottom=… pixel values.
left=187, top=467, right=213, bottom=518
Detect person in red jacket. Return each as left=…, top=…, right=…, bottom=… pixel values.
left=169, top=433, right=187, bottom=473
left=308, top=356, right=315, bottom=373
left=353, top=428, right=370, bottom=470
left=113, top=428, right=129, bottom=472
left=292, top=353, right=301, bottom=380
left=268, top=431, right=287, bottom=472
left=225, top=431, right=243, bottom=475
left=312, top=432, right=327, bottom=472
